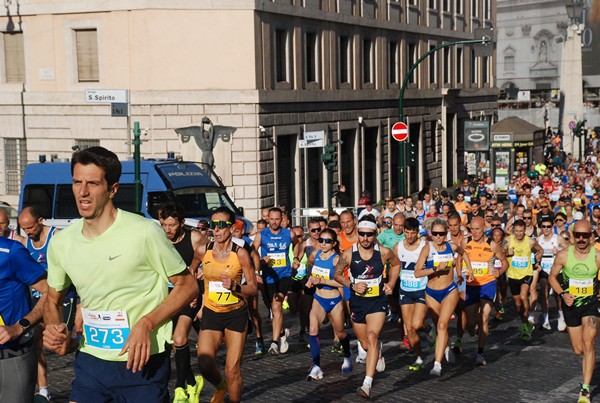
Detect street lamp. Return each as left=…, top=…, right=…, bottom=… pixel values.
left=565, top=0, right=584, bottom=25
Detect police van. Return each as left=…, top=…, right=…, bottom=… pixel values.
left=19, top=159, right=251, bottom=231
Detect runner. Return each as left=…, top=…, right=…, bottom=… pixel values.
left=287, top=225, right=314, bottom=344
left=305, top=228, right=352, bottom=380
left=549, top=220, right=599, bottom=403
left=506, top=219, right=544, bottom=341
left=415, top=219, right=473, bottom=377
left=395, top=217, right=428, bottom=371
left=447, top=212, right=467, bottom=356
left=0, top=208, right=24, bottom=243
left=464, top=217, right=508, bottom=366
left=18, top=206, right=61, bottom=402
left=334, top=217, right=400, bottom=398
left=42, top=146, right=199, bottom=402
left=252, top=207, right=300, bottom=355
left=196, top=207, right=257, bottom=403
left=0, top=237, right=48, bottom=402
left=157, top=203, right=205, bottom=403
left=537, top=217, right=568, bottom=331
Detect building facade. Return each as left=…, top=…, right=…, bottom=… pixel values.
left=0, top=0, right=497, bottom=220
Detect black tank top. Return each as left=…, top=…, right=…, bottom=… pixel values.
left=174, top=229, right=195, bottom=266
left=349, top=244, right=385, bottom=298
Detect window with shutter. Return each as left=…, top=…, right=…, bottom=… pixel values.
left=76, top=29, right=99, bottom=82
left=4, top=32, right=25, bottom=83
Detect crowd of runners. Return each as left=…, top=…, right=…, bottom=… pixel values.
left=1, top=144, right=600, bottom=403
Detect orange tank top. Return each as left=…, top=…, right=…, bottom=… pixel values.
left=202, top=243, right=245, bottom=313
left=465, top=239, right=495, bottom=286
left=340, top=231, right=358, bottom=279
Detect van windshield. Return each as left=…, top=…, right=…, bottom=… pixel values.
left=147, top=187, right=239, bottom=219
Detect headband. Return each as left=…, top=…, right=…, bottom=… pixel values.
left=357, top=221, right=378, bottom=231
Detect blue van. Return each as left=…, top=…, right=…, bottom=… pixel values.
left=19, top=159, right=251, bottom=230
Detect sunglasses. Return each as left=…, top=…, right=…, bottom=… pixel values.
left=523, top=216, right=532, bottom=220
left=383, top=221, right=392, bottom=225
left=318, top=237, right=334, bottom=244
left=431, top=231, right=447, bottom=237
left=210, top=220, right=232, bottom=229
left=198, top=227, right=208, bottom=231
left=310, top=228, right=320, bottom=233
left=555, top=218, right=565, bottom=222
left=492, top=224, right=502, bottom=227
left=490, top=203, right=497, bottom=205
left=398, top=199, right=405, bottom=202
left=573, top=232, right=592, bottom=239
left=358, top=231, right=376, bottom=237
left=541, top=225, right=552, bottom=228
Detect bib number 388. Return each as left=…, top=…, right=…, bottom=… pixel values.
left=82, top=308, right=130, bottom=350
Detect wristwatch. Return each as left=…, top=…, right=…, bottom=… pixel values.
left=18, top=318, right=31, bottom=331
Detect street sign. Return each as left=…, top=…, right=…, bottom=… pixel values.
left=85, top=89, right=128, bottom=104
left=300, top=130, right=325, bottom=148
left=111, top=103, right=128, bottom=117
left=569, top=120, right=577, bottom=130
left=391, top=122, right=409, bottom=142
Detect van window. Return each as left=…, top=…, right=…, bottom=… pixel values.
left=147, top=187, right=238, bottom=219
left=22, top=185, right=54, bottom=218
left=113, top=184, right=139, bottom=215
left=56, top=185, right=78, bottom=219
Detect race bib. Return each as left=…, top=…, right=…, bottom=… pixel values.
left=296, top=264, right=307, bottom=278
left=311, top=265, right=330, bottom=281
left=574, top=197, right=582, bottom=205
left=433, top=253, right=454, bottom=271
left=82, top=308, right=129, bottom=351
left=268, top=252, right=286, bottom=268
left=569, top=278, right=593, bottom=297
left=356, top=277, right=381, bottom=297
left=541, top=257, right=554, bottom=274
left=471, top=261, right=490, bottom=277
left=208, top=281, right=239, bottom=305
left=464, top=196, right=472, bottom=202
left=511, top=256, right=529, bottom=269
left=400, top=271, right=426, bottom=291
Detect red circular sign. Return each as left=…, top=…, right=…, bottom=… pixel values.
left=391, top=122, right=409, bottom=142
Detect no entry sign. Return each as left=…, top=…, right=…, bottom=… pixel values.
left=392, top=122, right=408, bottom=142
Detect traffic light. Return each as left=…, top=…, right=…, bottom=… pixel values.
left=407, top=143, right=417, bottom=167
left=321, top=144, right=337, bottom=169
left=574, top=120, right=586, bottom=137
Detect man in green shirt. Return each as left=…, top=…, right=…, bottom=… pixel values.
left=377, top=213, right=405, bottom=249
left=43, top=147, right=198, bottom=402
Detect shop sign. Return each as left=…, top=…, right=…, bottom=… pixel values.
left=464, top=120, right=490, bottom=151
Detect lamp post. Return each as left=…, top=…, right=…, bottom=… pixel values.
left=560, top=0, right=585, bottom=161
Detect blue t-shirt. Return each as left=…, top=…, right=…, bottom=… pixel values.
left=0, top=238, right=46, bottom=350
left=260, top=227, right=293, bottom=284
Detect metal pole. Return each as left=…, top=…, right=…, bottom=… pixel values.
left=133, top=121, right=142, bottom=214
left=327, top=167, right=333, bottom=214
left=398, top=37, right=490, bottom=196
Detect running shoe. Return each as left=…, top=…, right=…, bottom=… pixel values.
left=331, top=339, right=343, bottom=354
left=399, top=336, right=411, bottom=351
left=356, top=354, right=366, bottom=364
left=33, top=393, right=51, bottom=403
left=342, top=357, right=353, bottom=376
left=430, top=364, right=442, bottom=377
left=186, top=375, right=204, bottom=403
left=528, top=314, right=535, bottom=325
left=173, top=387, right=188, bottom=403
left=452, top=339, right=462, bottom=354
left=542, top=320, right=551, bottom=331
left=279, top=328, right=290, bottom=354
left=578, top=384, right=591, bottom=403
left=408, top=357, right=423, bottom=371
left=444, top=346, right=456, bottom=364
left=255, top=339, right=265, bottom=355
left=268, top=342, right=279, bottom=355
left=282, top=300, right=290, bottom=310
left=494, top=312, right=503, bottom=321
left=520, top=323, right=533, bottom=341
left=498, top=303, right=505, bottom=314
left=558, top=315, right=567, bottom=332
left=307, top=365, right=324, bottom=381
left=376, top=342, right=385, bottom=372
left=357, top=384, right=371, bottom=398
left=376, top=355, right=386, bottom=372
left=475, top=354, right=487, bottom=366
left=210, top=379, right=227, bottom=403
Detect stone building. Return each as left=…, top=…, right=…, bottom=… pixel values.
left=0, top=0, right=497, bottom=220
